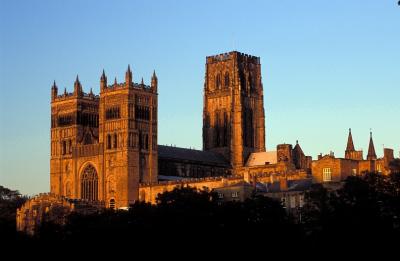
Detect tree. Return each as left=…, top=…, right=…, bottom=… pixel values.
left=0, top=186, right=27, bottom=241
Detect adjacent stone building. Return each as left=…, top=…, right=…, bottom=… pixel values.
left=312, top=129, right=400, bottom=183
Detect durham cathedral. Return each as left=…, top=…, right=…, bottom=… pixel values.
left=17, top=51, right=400, bottom=234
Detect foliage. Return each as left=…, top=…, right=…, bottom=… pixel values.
left=4, top=172, right=400, bottom=250
left=303, top=172, right=400, bottom=248
left=0, top=185, right=28, bottom=241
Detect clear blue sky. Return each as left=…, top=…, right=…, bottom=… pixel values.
left=1, top=0, right=399, bottom=195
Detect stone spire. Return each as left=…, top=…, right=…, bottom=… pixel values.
left=125, top=64, right=132, bottom=86
left=367, top=131, right=377, bottom=160
left=51, top=80, right=58, bottom=100
left=346, top=128, right=355, bottom=152
left=100, top=69, right=107, bottom=91
left=74, top=75, right=82, bottom=96
left=151, top=70, right=158, bottom=92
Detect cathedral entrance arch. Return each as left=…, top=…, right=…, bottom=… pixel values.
left=80, top=164, right=98, bottom=201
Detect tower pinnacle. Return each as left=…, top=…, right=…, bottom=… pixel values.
left=367, top=131, right=377, bottom=160
left=125, top=64, right=132, bottom=86
left=346, top=128, right=355, bottom=152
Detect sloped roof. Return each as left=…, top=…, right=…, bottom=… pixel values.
left=293, top=142, right=305, bottom=157
left=158, top=145, right=230, bottom=166
left=246, top=151, right=277, bottom=167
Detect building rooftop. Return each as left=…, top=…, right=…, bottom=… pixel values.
left=246, top=151, right=277, bottom=167
left=158, top=145, right=230, bottom=167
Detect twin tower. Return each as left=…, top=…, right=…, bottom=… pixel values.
left=49, top=51, right=266, bottom=207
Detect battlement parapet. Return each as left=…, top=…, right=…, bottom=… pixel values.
left=206, top=51, right=260, bottom=64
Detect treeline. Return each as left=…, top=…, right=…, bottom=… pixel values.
left=2, top=172, right=400, bottom=249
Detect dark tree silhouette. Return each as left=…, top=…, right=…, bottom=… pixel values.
left=0, top=186, right=27, bottom=241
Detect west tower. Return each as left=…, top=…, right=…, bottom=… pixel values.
left=50, top=66, right=158, bottom=209
left=99, top=66, right=158, bottom=207
left=50, top=77, right=100, bottom=199
left=203, top=51, right=266, bottom=169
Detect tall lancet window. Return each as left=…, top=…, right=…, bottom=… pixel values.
left=81, top=164, right=98, bottom=201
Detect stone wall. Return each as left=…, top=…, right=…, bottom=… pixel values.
left=16, top=193, right=104, bottom=235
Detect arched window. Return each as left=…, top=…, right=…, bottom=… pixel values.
left=223, top=111, right=228, bottom=146
left=215, top=112, right=220, bottom=147
left=113, top=133, right=118, bottom=148
left=224, top=72, right=229, bottom=88
left=109, top=199, right=115, bottom=210
left=215, top=74, right=221, bottom=89
left=62, top=140, right=66, bottom=155
left=84, top=133, right=92, bottom=145
left=80, top=164, right=98, bottom=201
left=139, top=155, right=146, bottom=182
left=107, top=134, right=111, bottom=149
left=68, top=139, right=72, bottom=153
left=243, top=108, right=254, bottom=147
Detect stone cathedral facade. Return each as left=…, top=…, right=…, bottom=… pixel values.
left=50, top=66, right=158, bottom=208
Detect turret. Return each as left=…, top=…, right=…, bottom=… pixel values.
left=74, top=75, right=83, bottom=97
left=367, top=131, right=377, bottom=160
left=345, top=128, right=363, bottom=160
left=346, top=128, right=355, bottom=152
left=100, top=69, right=107, bottom=91
left=125, top=65, right=132, bottom=87
left=151, top=70, right=158, bottom=92
left=51, top=80, right=58, bottom=101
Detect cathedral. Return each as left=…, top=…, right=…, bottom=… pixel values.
left=48, top=51, right=306, bottom=208
left=16, top=51, right=399, bottom=234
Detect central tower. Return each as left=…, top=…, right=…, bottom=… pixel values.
left=203, top=51, right=265, bottom=168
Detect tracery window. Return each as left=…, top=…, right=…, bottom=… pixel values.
left=107, top=134, right=112, bottom=149
left=80, top=164, right=98, bottom=201
left=113, top=134, right=118, bottom=148
left=62, top=140, right=66, bottom=155
left=105, top=107, right=120, bottom=120
left=224, top=72, right=229, bottom=88
left=215, top=74, right=221, bottom=89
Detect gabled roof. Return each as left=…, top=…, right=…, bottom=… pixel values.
left=293, top=141, right=305, bottom=157
left=158, top=145, right=230, bottom=166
